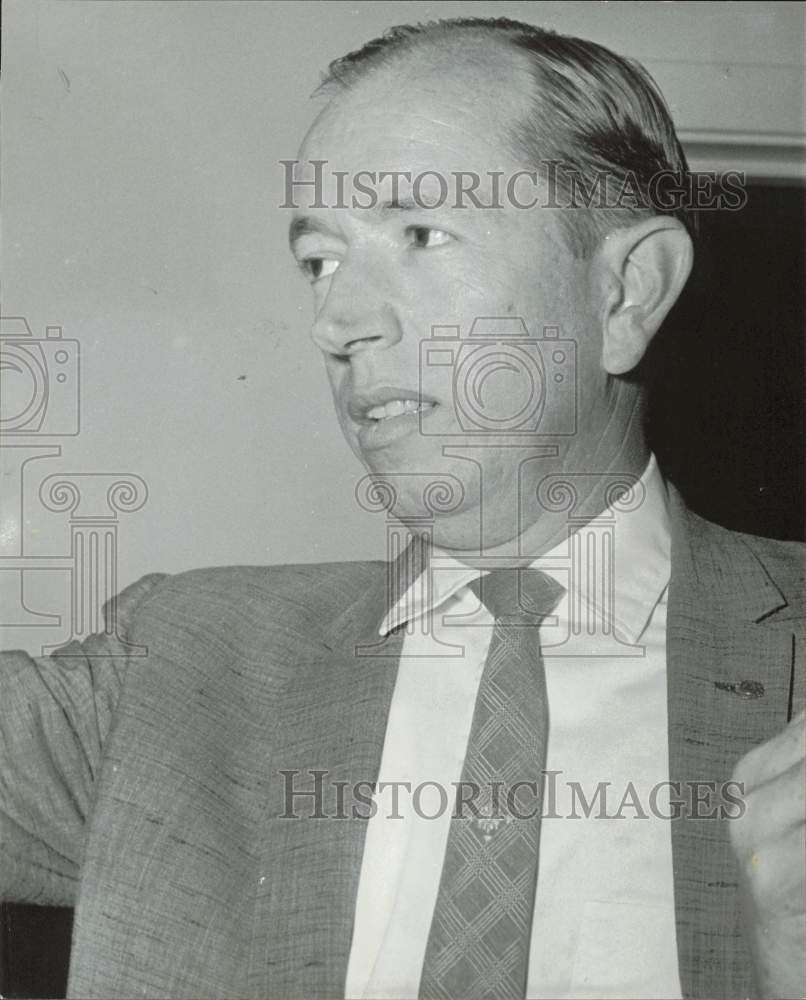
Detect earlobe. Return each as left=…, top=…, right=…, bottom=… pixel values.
left=600, top=219, right=694, bottom=376
left=603, top=305, right=655, bottom=374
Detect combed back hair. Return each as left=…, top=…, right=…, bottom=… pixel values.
left=319, top=17, right=697, bottom=257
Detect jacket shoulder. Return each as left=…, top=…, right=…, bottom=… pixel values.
left=168, top=559, right=383, bottom=607
left=120, top=560, right=385, bottom=649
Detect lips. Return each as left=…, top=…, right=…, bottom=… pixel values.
left=347, top=385, right=439, bottom=424
left=346, top=384, right=440, bottom=452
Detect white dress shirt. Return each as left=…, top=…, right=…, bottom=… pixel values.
left=345, top=456, right=683, bottom=999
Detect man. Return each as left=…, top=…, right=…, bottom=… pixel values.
left=1, top=16, right=804, bottom=1000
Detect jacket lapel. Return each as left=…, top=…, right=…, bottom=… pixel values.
left=667, top=490, right=794, bottom=999
left=251, top=547, right=423, bottom=999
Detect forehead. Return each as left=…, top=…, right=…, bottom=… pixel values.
left=299, top=42, right=535, bottom=178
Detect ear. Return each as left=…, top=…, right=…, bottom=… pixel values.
left=595, top=217, right=694, bottom=375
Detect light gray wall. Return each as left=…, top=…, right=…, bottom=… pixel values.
left=1, top=1, right=803, bottom=652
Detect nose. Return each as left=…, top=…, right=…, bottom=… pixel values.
left=311, top=258, right=402, bottom=358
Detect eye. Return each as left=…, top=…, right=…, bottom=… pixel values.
left=299, top=257, right=340, bottom=282
left=407, top=226, right=453, bottom=249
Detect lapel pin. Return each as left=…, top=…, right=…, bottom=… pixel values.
left=714, top=680, right=765, bottom=699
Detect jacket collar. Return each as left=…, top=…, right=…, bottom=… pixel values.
left=667, top=485, right=787, bottom=624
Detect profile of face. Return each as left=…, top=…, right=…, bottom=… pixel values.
left=288, top=44, right=690, bottom=556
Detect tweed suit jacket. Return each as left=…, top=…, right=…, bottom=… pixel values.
left=1, top=488, right=804, bottom=1000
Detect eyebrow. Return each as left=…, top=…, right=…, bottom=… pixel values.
left=288, top=215, right=333, bottom=248
left=288, top=198, right=428, bottom=249
left=377, top=196, right=423, bottom=216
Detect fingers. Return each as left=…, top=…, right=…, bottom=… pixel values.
left=734, top=710, right=806, bottom=792
left=734, top=822, right=806, bottom=919
left=732, top=758, right=806, bottom=851
left=729, top=716, right=806, bottom=999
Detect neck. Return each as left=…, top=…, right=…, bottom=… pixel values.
left=433, top=433, right=651, bottom=570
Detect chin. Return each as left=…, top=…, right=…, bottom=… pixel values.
left=357, top=438, right=441, bottom=477
left=356, top=442, right=474, bottom=525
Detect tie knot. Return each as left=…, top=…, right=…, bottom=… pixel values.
left=468, top=568, right=564, bottom=623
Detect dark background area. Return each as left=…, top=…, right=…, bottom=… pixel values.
left=648, top=181, right=805, bottom=542
left=0, top=906, right=73, bottom=999
left=1, top=181, right=804, bottom=998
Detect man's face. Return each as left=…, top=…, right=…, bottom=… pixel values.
left=289, top=54, right=612, bottom=552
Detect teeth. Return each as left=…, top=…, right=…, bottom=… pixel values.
left=366, top=399, right=433, bottom=421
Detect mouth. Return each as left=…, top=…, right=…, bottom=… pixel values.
left=347, top=385, right=439, bottom=450
left=365, top=398, right=436, bottom=421
left=348, top=386, right=439, bottom=425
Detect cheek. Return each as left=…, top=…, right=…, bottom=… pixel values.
left=321, top=363, right=353, bottom=431
left=404, top=255, right=510, bottom=324
left=486, top=451, right=520, bottom=488
left=323, top=356, right=347, bottom=397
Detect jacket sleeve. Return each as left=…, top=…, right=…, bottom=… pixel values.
left=0, top=573, right=168, bottom=905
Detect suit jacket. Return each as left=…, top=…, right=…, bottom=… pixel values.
left=1, top=488, right=804, bottom=1000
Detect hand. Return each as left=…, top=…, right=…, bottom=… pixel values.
left=730, top=710, right=806, bottom=999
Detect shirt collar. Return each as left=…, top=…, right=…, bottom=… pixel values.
left=379, top=455, right=671, bottom=646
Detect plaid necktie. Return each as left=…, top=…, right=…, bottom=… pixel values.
left=419, top=568, right=564, bottom=1000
